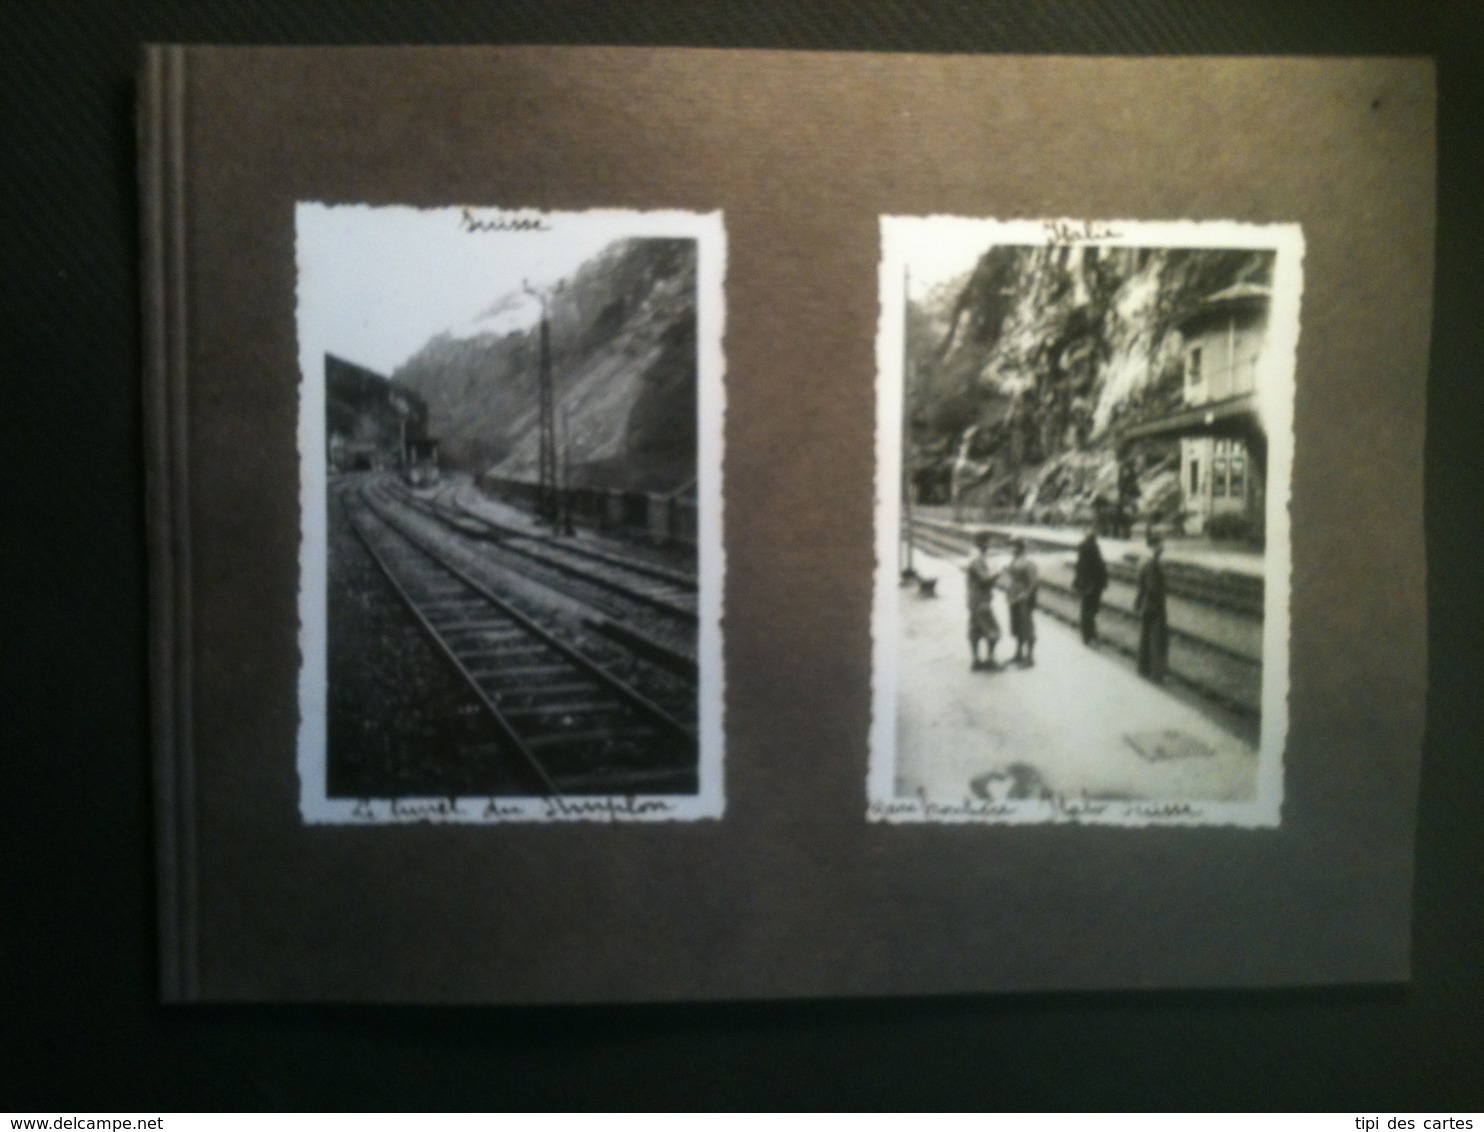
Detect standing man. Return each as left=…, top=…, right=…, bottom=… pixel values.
left=963, top=531, right=1001, bottom=671
left=1117, top=458, right=1140, bottom=539
left=1073, top=523, right=1109, bottom=645
left=1135, top=532, right=1169, bottom=683
left=1003, top=538, right=1040, bottom=667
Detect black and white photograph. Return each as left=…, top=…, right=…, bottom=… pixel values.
left=871, top=218, right=1302, bottom=826
left=295, top=204, right=726, bottom=822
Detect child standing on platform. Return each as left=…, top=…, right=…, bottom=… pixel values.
left=963, top=531, right=1001, bottom=671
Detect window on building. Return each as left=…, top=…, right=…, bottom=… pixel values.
left=1190, top=459, right=1200, bottom=494
left=1213, top=440, right=1228, bottom=498
left=1229, top=446, right=1246, bottom=498
left=1188, top=346, right=1203, bottom=384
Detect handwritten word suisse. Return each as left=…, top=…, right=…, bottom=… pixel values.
left=460, top=207, right=551, bottom=233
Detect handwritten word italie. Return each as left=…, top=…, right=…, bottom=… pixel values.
left=460, top=207, right=551, bottom=233
left=348, top=794, right=675, bottom=822
left=1043, top=218, right=1121, bottom=245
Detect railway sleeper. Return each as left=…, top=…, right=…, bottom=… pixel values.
left=418, top=597, right=487, bottom=612
left=524, top=727, right=656, bottom=749
left=457, top=646, right=552, bottom=664
left=473, top=662, right=572, bottom=678
left=440, top=624, right=525, bottom=639
left=455, top=633, right=545, bottom=650
left=501, top=700, right=630, bottom=719
left=494, top=683, right=601, bottom=702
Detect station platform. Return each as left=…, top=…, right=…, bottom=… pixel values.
left=891, top=545, right=1259, bottom=805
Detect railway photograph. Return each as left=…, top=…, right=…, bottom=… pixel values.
left=294, top=204, right=725, bottom=822
left=870, top=218, right=1301, bottom=827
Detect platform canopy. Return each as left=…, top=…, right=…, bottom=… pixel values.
left=1115, top=391, right=1265, bottom=463
left=1173, top=282, right=1271, bottom=334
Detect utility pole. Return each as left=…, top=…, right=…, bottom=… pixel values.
left=560, top=404, right=575, bottom=536
left=901, top=264, right=918, bottom=583
left=525, top=281, right=559, bottom=531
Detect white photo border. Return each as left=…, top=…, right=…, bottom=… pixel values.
left=294, top=204, right=727, bottom=824
left=869, top=217, right=1303, bottom=828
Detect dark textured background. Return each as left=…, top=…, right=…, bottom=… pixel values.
left=3, top=0, right=1481, bottom=1111
left=153, top=49, right=1430, bottom=1004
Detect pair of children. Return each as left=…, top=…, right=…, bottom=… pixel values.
left=963, top=533, right=1039, bottom=670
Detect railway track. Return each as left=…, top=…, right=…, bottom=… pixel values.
left=367, top=480, right=696, bottom=678
left=399, top=480, right=699, bottom=625
left=907, top=518, right=1263, bottom=720
left=344, top=484, right=698, bottom=796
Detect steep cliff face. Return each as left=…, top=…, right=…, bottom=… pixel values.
left=392, top=238, right=697, bottom=493
left=907, top=243, right=1272, bottom=520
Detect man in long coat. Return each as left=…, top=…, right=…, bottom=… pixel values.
left=1072, top=524, right=1109, bottom=645
left=963, top=531, right=1001, bottom=670
left=1135, top=533, right=1169, bottom=683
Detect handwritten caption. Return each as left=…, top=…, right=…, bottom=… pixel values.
left=460, top=207, right=551, bottom=233
left=1044, top=218, right=1121, bottom=245
left=868, top=787, right=1203, bottom=824
left=347, top=793, right=676, bottom=823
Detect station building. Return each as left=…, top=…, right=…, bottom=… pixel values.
left=324, top=353, right=430, bottom=474
left=1119, top=283, right=1271, bottom=539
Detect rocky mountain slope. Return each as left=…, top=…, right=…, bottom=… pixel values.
left=907, top=243, right=1272, bottom=523
left=392, top=237, right=697, bottom=493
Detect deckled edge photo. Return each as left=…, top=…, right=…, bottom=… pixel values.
left=293, top=205, right=727, bottom=823
left=869, top=217, right=1302, bottom=828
